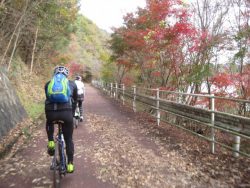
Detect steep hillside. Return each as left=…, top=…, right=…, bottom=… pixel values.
left=66, top=15, right=111, bottom=79
left=0, top=13, right=111, bottom=158
left=0, top=0, right=113, bottom=159
left=0, top=14, right=111, bottom=140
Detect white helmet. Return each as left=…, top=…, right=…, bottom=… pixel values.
left=54, top=66, right=69, bottom=77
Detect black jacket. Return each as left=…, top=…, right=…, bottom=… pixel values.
left=45, top=79, right=78, bottom=111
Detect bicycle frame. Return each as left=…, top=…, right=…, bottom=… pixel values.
left=57, top=124, right=67, bottom=175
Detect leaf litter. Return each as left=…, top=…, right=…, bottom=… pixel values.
left=81, top=113, right=218, bottom=188
left=0, top=106, right=249, bottom=187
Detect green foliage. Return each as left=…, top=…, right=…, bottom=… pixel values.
left=65, top=15, right=111, bottom=79
left=234, top=47, right=247, bottom=60
left=1, top=0, right=111, bottom=82
left=17, top=89, right=44, bottom=120
left=186, top=64, right=211, bottom=84
left=109, top=32, right=127, bottom=59
left=34, top=0, right=79, bottom=51
left=26, top=102, right=44, bottom=120
left=228, top=62, right=238, bottom=73
left=0, top=0, right=79, bottom=67
left=101, top=61, right=116, bottom=83
left=234, top=28, right=250, bottom=41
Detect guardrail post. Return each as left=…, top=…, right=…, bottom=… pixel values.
left=122, top=84, right=125, bottom=105
left=233, top=135, right=240, bottom=157
left=101, top=81, right=104, bottom=91
left=210, top=94, right=215, bottom=154
left=110, top=83, right=113, bottom=97
left=106, top=82, right=109, bottom=93
left=133, top=85, right=136, bottom=112
left=115, top=82, right=118, bottom=99
left=103, top=82, right=106, bottom=92
left=156, top=88, right=160, bottom=126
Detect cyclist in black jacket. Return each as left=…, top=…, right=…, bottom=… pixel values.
left=44, top=66, right=77, bottom=173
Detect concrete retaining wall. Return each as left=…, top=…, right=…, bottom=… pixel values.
left=0, top=70, right=27, bottom=139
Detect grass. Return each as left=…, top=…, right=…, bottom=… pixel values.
left=9, top=59, right=46, bottom=120
left=16, top=88, right=44, bottom=120
left=25, top=102, right=44, bottom=120
left=18, top=92, right=44, bottom=120
left=22, top=127, right=32, bottom=139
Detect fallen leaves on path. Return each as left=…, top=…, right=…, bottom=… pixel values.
left=1, top=109, right=249, bottom=188
left=80, top=113, right=215, bottom=188
left=0, top=126, right=53, bottom=188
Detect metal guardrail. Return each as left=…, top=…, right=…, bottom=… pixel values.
left=93, top=81, right=250, bottom=158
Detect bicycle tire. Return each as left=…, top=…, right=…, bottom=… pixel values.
left=73, top=117, right=79, bottom=128
left=53, top=144, right=61, bottom=188
left=74, top=106, right=80, bottom=128
left=59, top=137, right=67, bottom=176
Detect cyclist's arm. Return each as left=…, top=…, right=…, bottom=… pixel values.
left=44, top=81, right=49, bottom=98
left=72, top=82, right=78, bottom=102
left=69, top=81, right=77, bottom=113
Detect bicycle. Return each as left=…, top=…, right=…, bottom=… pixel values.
left=50, top=120, right=67, bottom=188
left=73, top=103, right=80, bottom=128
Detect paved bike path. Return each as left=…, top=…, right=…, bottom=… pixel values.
left=0, top=84, right=249, bottom=187
left=0, top=84, right=118, bottom=188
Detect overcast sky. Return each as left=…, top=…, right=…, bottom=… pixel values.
left=80, top=0, right=146, bottom=33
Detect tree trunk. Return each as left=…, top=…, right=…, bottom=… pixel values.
left=0, top=1, right=28, bottom=65
left=7, top=27, right=21, bottom=71
left=30, top=26, right=39, bottom=74
left=0, top=0, right=5, bottom=6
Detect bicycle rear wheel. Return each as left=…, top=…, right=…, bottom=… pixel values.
left=73, top=117, right=79, bottom=128
left=59, top=141, right=67, bottom=176
left=74, top=106, right=80, bottom=128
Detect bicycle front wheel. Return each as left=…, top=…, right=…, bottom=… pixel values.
left=59, top=141, right=67, bottom=176
left=53, top=144, right=61, bottom=188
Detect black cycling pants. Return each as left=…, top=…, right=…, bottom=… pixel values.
left=45, top=110, right=74, bottom=163
left=77, top=100, right=83, bottom=116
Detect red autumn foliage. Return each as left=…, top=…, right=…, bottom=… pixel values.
left=66, top=62, right=84, bottom=77
left=114, top=0, right=198, bottom=86
left=151, top=71, right=161, bottom=77
left=112, top=0, right=231, bottom=93
left=208, top=66, right=250, bottom=99
left=189, top=30, right=211, bottom=53
left=122, top=76, right=134, bottom=86
left=234, top=66, right=250, bottom=99
left=210, top=73, right=234, bottom=89
left=116, top=59, right=132, bottom=67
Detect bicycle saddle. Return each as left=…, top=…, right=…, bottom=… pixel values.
left=52, top=120, right=65, bottom=124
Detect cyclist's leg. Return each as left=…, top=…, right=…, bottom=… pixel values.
left=45, top=112, right=56, bottom=155
left=78, top=99, right=83, bottom=120
left=62, top=119, right=74, bottom=162
left=46, top=120, right=54, bottom=141
left=60, top=111, right=74, bottom=172
left=72, top=98, right=76, bottom=116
